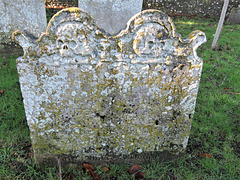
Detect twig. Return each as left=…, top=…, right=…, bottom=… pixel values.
left=224, top=92, right=240, bottom=95
left=221, top=75, right=227, bottom=85
left=159, top=173, right=165, bottom=180
left=53, top=156, right=62, bottom=180
left=207, top=77, right=218, bottom=88
left=209, top=64, right=219, bottom=72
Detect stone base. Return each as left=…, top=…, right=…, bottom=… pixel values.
left=36, top=150, right=185, bottom=168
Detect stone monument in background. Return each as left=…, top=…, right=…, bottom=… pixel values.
left=0, top=0, right=47, bottom=52
left=13, top=6, right=206, bottom=166
left=228, top=6, right=240, bottom=24
left=78, top=0, right=143, bottom=35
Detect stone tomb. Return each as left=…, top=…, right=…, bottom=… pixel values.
left=13, top=8, right=206, bottom=166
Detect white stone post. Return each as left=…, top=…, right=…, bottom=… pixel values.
left=78, top=0, right=143, bottom=35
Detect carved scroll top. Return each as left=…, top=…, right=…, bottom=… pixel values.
left=46, top=8, right=176, bottom=37
left=12, top=8, right=206, bottom=65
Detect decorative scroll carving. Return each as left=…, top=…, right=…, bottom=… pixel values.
left=133, top=23, right=169, bottom=57
left=13, top=8, right=206, bottom=166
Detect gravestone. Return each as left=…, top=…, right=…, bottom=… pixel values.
left=0, top=0, right=47, bottom=54
left=13, top=7, right=206, bottom=166
left=228, top=7, right=240, bottom=24
left=78, top=0, right=143, bottom=35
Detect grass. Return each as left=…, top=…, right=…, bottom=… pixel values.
left=0, top=15, right=240, bottom=179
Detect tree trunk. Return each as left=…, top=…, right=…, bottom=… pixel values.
left=211, top=0, right=229, bottom=50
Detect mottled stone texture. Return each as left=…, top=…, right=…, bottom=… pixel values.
left=13, top=8, right=206, bottom=166
left=143, top=0, right=239, bottom=17
left=78, top=0, right=143, bottom=35
left=0, top=0, right=47, bottom=44
left=228, top=7, right=240, bottom=23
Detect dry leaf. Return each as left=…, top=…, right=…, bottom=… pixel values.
left=197, top=153, right=213, bottom=158
left=103, top=166, right=109, bottom=171
left=0, top=89, right=4, bottom=96
left=83, top=163, right=94, bottom=171
left=135, top=172, right=146, bottom=179
left=83, top=163, right=101, bottom=180
left=129, top=165, right=142, bottom=175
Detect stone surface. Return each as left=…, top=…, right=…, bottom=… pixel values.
left=0, top=0, right=47, bottom=45
left=78, top=0, right=143, bottom=35
left=45, top=0, right=78, bottom=8
left=228, top=7, right=240, bottom=23
left=13, top=8, right=206, bottom=166
left=143, top=0, right=239, bottom=17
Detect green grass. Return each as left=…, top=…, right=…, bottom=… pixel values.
left=0, top=16, right=240, bottom=179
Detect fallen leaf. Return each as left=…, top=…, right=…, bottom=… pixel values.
left=129, top=165, right=142, bottom=175
left=87, top=169, right=95, bottom=177
left=82, top=163, right=102, bottom=180
left=103, top=166, right=109, bottom=171
left=83, top=163, right=94, bottom=171
left=209, top=24, right=214, bottom=28
left=223, top=46, right=230, bottom=50
left=0, top=89, right=4, bottom=96
left=93, top=175, right=102, bottom=180
left=83, top=163, right=94, bottom=176
left=197, top=153, right=213, bottom=158
left=135, top=172, right=146, bottom=179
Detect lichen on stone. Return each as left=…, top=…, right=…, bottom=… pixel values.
left=13, top=8, right=206, bottom=166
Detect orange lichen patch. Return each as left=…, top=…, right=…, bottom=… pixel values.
left=157, top=32, right=163, bottom=38
left=134, top=19, right=144, bottom=26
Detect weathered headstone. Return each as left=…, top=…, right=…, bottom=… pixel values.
left=228, top=7, right=240, bottom=24
left=0, top=0, right=47, bottom=45
left=78, top=0, right=143, bottom=35
left=13, top=7, right=206, bottom=166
